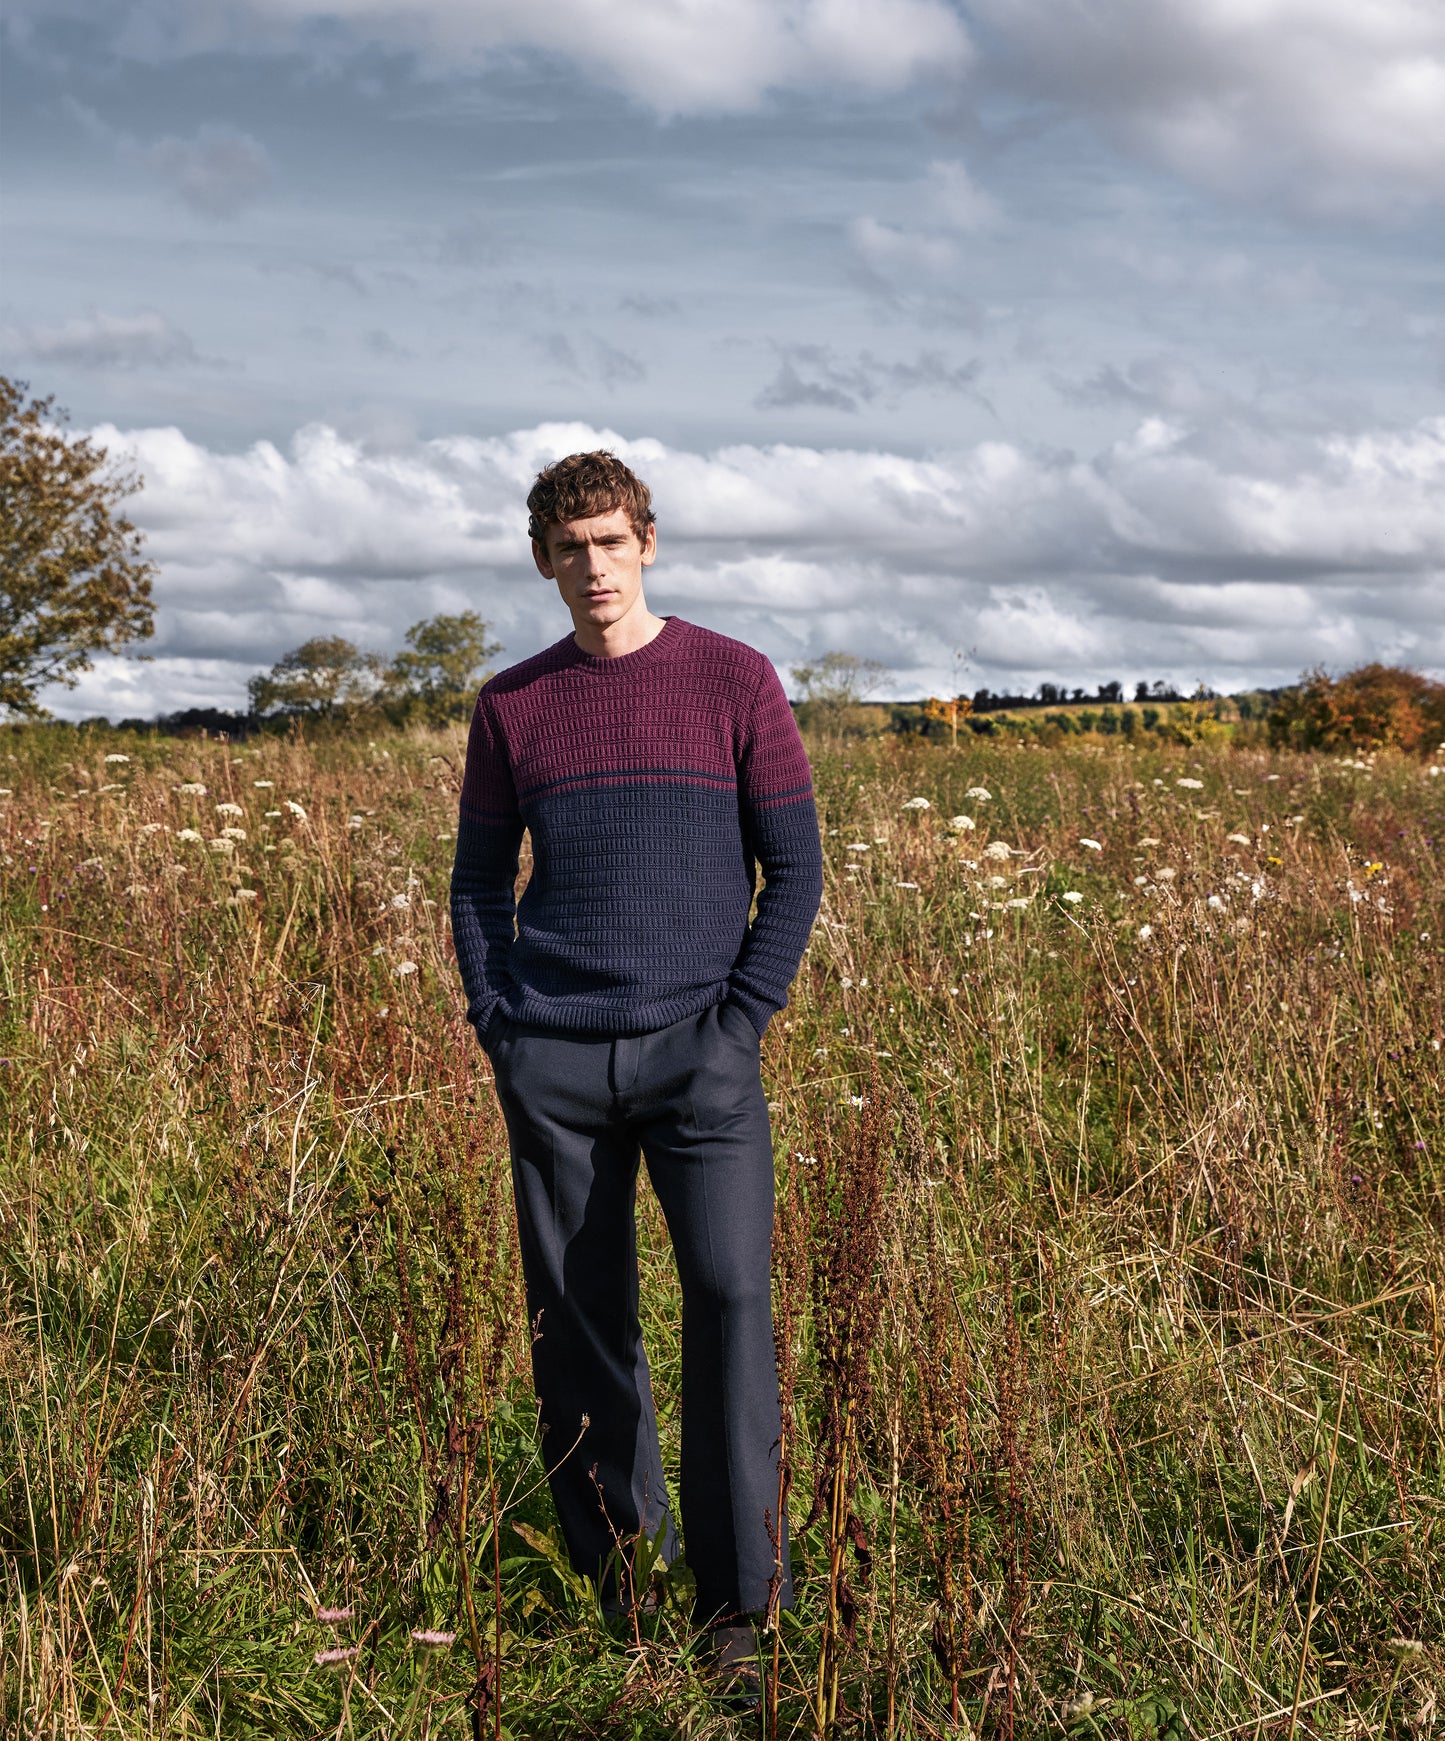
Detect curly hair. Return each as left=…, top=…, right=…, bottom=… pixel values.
left=526, top=450, right=656, bottom=549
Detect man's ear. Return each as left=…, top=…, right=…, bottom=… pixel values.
left=640, top=523, right=657, bottom=567
left=532, top=537, right=556, bottom=580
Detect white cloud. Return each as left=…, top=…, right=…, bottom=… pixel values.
left=50, top=412, right=1445, bottom=718
left=20, top=0, right=971, bottom=115
left=969, top=0, right=1445, bottom=215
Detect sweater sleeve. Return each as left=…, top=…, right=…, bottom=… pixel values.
left=449, top=691, right=525, bottom=1040
left=726, top=660, right=825, bottom=1036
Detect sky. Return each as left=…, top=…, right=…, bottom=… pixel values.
left=3, top=0, right=1444, bottom=718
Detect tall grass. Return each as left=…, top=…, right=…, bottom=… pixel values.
left=2, top=724, right=1442, bottom=1737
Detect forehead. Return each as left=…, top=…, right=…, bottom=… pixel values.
left=545, top=505, right=640, bottom=547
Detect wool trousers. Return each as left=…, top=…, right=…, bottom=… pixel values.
left=486, top=998, right=791, bottom=1625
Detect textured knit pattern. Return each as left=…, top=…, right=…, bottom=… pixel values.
left=450, top=616, right=823, bottom=1038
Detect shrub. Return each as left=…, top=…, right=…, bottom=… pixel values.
left=1268, top=663, right=1445, bottom=754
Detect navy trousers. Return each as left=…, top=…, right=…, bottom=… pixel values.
left=486, top=999, right=791, bottom=1624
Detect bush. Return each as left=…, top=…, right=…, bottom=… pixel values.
left=1268, top=663, right=1445, bottom=754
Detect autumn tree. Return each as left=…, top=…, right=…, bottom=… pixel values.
left=0, top=376, right=156, bottom=718
left=383, top=611, right=501, bottom=724
left=922, top=693, right=973, bottom=747
left=247, top=636, right=384, bottom=720
left=1268, top=664, right=1445, bottom=754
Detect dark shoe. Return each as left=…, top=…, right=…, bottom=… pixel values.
left=703, top=1623, right=761, bottom=1714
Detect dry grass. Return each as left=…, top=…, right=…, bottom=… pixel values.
left=1, top=722, right=1442, bottom=1738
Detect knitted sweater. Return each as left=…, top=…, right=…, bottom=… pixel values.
left=450, top=616, right=823, bottom=1039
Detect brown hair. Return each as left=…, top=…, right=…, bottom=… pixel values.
left=526, top=450, right=656, bottom=549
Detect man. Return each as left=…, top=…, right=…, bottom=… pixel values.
left=449, top=450, right=823, bottom=1700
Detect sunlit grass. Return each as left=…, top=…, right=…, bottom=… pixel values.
left=1, top=722, right=1442, bottom=1738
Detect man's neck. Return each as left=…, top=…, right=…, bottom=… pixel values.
left=571, top=603, right=669, bottom=659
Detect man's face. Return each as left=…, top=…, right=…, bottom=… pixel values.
left=532, top=505, right=657, bottom=634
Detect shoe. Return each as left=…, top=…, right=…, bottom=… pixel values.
left=704, top=1623, right=762, bottom=1714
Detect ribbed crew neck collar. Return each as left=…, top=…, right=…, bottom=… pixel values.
left=566, top=614, right=685, bottom=673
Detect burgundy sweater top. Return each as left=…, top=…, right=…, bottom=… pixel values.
left=449, top=616, right=824, bottom=1039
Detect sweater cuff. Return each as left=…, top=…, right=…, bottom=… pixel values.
left=724, top=982, right=776, bottom=1039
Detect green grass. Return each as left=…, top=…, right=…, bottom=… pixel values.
left=1, top=723, right=1442, bottom=1737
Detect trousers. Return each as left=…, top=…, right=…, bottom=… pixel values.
left=486, top=998, right=791, bottom=1625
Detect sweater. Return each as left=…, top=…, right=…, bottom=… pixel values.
left=449, top=615, right=824, bottom=1040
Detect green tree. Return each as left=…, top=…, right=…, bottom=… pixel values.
left=248, top=636, right=383, bottom=720
left=0, top=377, right=156, bottom=719
left=790, top=650, right=888, bottom=738
left=383, top=611, right=502, bottom=724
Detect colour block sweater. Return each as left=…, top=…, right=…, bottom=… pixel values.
left=450, top=616, right=824, bottom=1040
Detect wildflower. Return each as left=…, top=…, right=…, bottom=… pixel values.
left=393, top=960, right=418, bottom=976
left=847, top=842, right=870, bottom=851
left=316, top=1606, right=355, bottom=1623
left=849, top=1095, right=866, bottom=1107
left=1062, top=891, right=1083, bottom=903
left=264, top=809, right=282, bottom=818
left=1137, top=836, right=1161, bottom=847
left=1363, top=861, right=1384, bottom=880
left=948, top=814, right=975, bottom=830
left=104, top=753, right=130, bottom=764
left=233, top=888, right=258, bottom=901
left=215, top=802, right=243, bottom=817
left=902, top=796, right=931, bottom=810
left=176, top=828, right=202, bottom=842
left=176, top=782, right=207, bottom=796
left=983, top=840, right=1012, bottom=861
left=410, top=1629, right=456, bottom=1649
left=1156, top=867, right=1176, bottom=881
left=222, top=826, right=246, bottom=840
left=1226, top=832, right=1251, bottom=845
left=348, top=815, right=363, bottom=829
left=80, top=856, right=104, bottom=870
left=254, top=779, right=274, bottom=788
left=964, top=786, right=991, bottom=800
left=1133, top=874, right=1149, bottom=886
left=1078, top=837, right=1102, bottom=851
left=1006, top=897, right=1029, bottom=909
left=207, top=837, right=235, bottom=855
left=390, top=892, right=411, bottom=909
left=1388, top=1639, right=1425, bottom=1659
left=989, top=874, right=1007, bottom=888
left=1064, top=1691, right=1098, bottom=1720
left=123, top=882, right=149, bottom=896
left=895, top=880, right=919, bottom=889
left=1138, top=924, right=1153, bottom=940
left=285, top=800, right=306, bottom=819
left=314, top=1645, right=359, bottom=1670
left=840, top=976, right=854, bottom=988
left=1207, top=894, right=1225, bottom=910
left=160, top=864, right=187, bottom=882
left=1176, top=777, right=1204, bottom=790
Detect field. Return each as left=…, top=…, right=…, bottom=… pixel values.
left=2, top=722, right=1443, bottom=1739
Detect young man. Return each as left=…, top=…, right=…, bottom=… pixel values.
left=449, top=450, right=823, bottom=1695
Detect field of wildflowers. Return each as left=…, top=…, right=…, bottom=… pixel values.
left=2, top=723, right=1442, bottom=1738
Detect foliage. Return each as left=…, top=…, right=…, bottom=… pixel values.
left=791, top=650, right=888, bottom=737
left=0, top=376, right=155, bottom=719
left=1269, top=662, right=1445, bottom=755
left=247, top=634, right=385, bottom=719
left=2, top=725, right=1443, bottom=1735
left=382, top=611, right=502, bottom=725
left=922, top=693, right=973, bottom=746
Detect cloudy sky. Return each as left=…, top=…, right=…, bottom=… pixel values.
left=4, top=0, right=1444, bottom=717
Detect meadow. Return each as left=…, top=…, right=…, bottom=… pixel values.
left=2, top=721, right=1442, bottom=1739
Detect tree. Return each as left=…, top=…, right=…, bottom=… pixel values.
left=922, top=693, right=973, bottom=747
left=0, top=376, right=156, bottom=718
left=1268, top=664, right=1445, bottom=754
left=247, top=636, right=384, bottom=720
left=790, top=650, right=888, bottom=737
left=383, top=611, right=502, bottom=724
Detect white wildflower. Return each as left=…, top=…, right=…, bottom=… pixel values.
left=410, top=1629, right=456, bottom=1649
left=1207, top=894, right=1225, bottom=910
left=393, top=960, right=418, bottom=977
left=80, top=856, right=104, bottom=870
left=139, top=822, right=163, bottom=836
left=1137, top=836, right=1161, bottom=847
left=175, top=828, right=202, bottom=842
left=160, top=864, right=187, bottom=882
left=1156, top=867, right=1176, bottom=881
left=1138, top=924, right=1153, bottom=939
left=1006, top=897, right=1029, bottom=909
left=948, top=814, right=976, bottom=831
left=123, top=882, right=149, bottom=896
left=989, top=875, right=1008, bottom=888
left=1062, top=891, right=1083, bottom=904
left=104, top=753, right=130, bottom=764
left=847, top=842, right=870, bottom=851
left=1134, top=875, right=1149, bottom=886
left=965, top=786, right=991, bottom=800
left=1226, top=832, right=1251, bottom=845
left=176, top=782, right=207, bottom=796
left=253, top=779, right=274, bottom=788
left=348, top=815, right=363, bottom=829
left=840, top=976, right=854, bottom=988
left=263, top=809, right=282, bottom=818
left=390, top=892, right=411, bottom=909
left=983, top=840, right=1012, bottom=861
left=1176, top=777, right=1204, bottom=790
left=222, top=826, right=246, bottom=840
left=902, top=796, right=931, bottom=810
left=895, top=880, right=919, bottom=889
left=233, top=888, right=258, bottom=901
left=206, top=836, right=235, bottom=855
left=285, top=800, right=306, bottom=819
left=1078, top=837, right=1103, bottom=851
left=215, top=802, right=243, bottom=817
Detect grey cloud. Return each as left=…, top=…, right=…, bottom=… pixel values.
left=67, top=101, right=272, bottom=217
left=2, top=310, right=203, bottom=370
left=537, top=331, right=646, bottom=388
left=757, top=345, right=984, bottom=414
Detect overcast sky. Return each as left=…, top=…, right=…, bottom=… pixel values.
left=4, top=0, right=1444, bottom=717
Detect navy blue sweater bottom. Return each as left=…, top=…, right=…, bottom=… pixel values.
left=485, top=1000, right=790, bottom=1625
